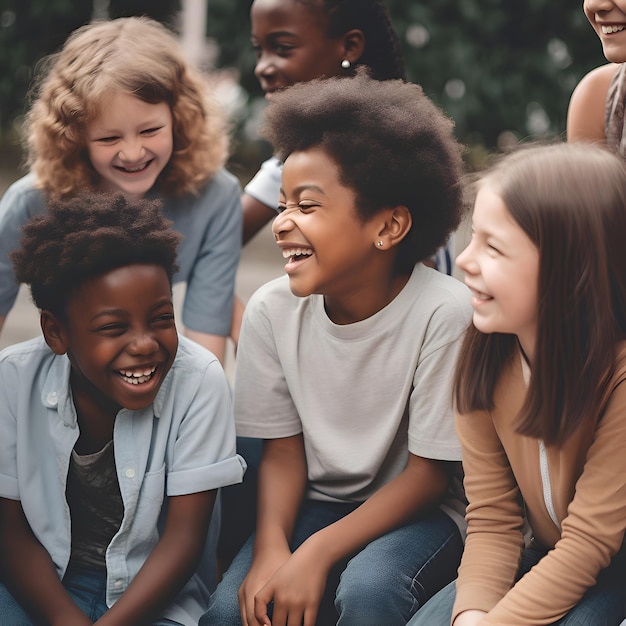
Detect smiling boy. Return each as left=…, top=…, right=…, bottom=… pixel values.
left=0, top=193, right=245, bottom=625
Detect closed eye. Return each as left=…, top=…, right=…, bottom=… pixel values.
left=95, top=323, right=127, bottom=335
left=141, top=126, right=163, bottom=136
left=152, top=313, right=175, bottom=327
left=95, top=135, right=119, bottom=144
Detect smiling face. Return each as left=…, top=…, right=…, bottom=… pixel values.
left=584, top=0, right=626, bottom=62
left=456, top=184, right=540, bottom=360
left=272, top=148, right=392, bottom=319
left=46, top=263, right=178, bottom=419
left=250, top=0, right=346, bottom=96
left=86, top=92, right=174, bottom=198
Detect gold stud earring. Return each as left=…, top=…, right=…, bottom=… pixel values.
left=377, top=240, right=384, bottom=247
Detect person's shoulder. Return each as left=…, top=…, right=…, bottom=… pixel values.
left=247, top=275, right=293, bottom=310
left=197, top=167, right=241, bottom=197
left=171, top=334, right=221, bottom=371
left=413, top=265, right=472, bottom=311
left=568, top=63, right=620, bottom=142
left=0, top=173, right=45, bottom=210
left=0, top=336, right=53, bottom=376
left=577, top=62, right=621, bottom=91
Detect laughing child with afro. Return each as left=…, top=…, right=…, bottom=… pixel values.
left=0, top=193, right=245, bottom=625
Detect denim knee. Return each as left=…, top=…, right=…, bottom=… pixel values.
left=0, top=582, right=35, bottom=625
left=405, top=580, right=456, bottom=626
left=335, top=512, right=462, bottom=626
left=200, top=535, right=255, bottom=626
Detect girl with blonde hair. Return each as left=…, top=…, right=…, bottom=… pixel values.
left=0, top=16, right=242, bottom=363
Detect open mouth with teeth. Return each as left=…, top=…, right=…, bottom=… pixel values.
left=602, top=24, right=625, bottom=34
left=116, top=365, right=158, bottom=385
left=114, top=160, right=153, bottom=174
left=282, top=247, right=314, bottom=262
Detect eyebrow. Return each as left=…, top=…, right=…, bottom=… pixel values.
left=280, top=184, right=326, bottom=196
left=89, top=298, right=174, bottom=322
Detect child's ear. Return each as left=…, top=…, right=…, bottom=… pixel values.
left=341, top=29, right=365, bottom=66
left=375, top=205, right=412, bottom=249
left=40, top=311, right=69, bottom=355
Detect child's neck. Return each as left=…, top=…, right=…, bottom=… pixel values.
left=324, top=272, right=410, bottom=325
left=70, top=372, right=119, bottom=455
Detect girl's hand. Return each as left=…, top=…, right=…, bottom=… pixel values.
left=239, top=546, right=291, bottom=626
left=253, top=539, right=331, bottom=626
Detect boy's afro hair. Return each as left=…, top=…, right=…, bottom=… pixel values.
left=11, top=193, right=181, bottom=317
left=260, top=69, right=466, bottom=271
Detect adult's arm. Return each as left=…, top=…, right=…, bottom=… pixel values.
left=0, top=497, right=92, bottom=625
left=96, top=490, right=216, bottom=626
left=242, top=193, right=277, bottom=245
left=567, top=63, right=618, bottom=143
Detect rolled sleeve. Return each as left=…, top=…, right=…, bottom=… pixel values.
left=167, top=350, right=246, bottom=496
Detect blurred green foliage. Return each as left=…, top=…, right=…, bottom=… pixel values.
left=205, top=0, right=607, bottom=160
left=0, top=0, right=180, bottom=135
left=0, top=0, right=609, bottom=163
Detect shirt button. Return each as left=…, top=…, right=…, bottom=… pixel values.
left=114, top=579, right=123, bottom=589
left=125, top=468, right=136, bottom=479
left=47, top=391, right=58, bottom=406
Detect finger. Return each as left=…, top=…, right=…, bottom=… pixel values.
left=254, top=593, right=274, bottom=626
left=303, top=604, right=319, bottom=626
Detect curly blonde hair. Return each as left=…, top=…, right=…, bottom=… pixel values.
left=25, top=16, right=229, bottom=199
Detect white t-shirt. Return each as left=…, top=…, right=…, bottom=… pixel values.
left=234, top=264, right=472, bottom=525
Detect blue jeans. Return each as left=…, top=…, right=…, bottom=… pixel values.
left=0, top=568, right=182, bottom=625
left=408, top=545, right=626, bottom=626
left=201, top=501, right=462, bottom=626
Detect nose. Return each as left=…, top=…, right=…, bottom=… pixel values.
left=254, top=51, right=277, bottom=82
left=584, top=0, right=614, bottom=13
left=118, top=138, right=146, bottom=163
left=127, top=330, right=159, bottom=356
left=272, top=209, right=296, bottom=240
left=455, top=241, right=477, bottom=275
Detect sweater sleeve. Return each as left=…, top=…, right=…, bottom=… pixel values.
left=454, top=377, right=626, bottom=625
left=452, top=407, right=527, bottom=622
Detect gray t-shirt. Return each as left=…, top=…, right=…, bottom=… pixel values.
left=235, top=264, right=472, bottom=525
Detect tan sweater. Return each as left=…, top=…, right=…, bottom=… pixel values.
left=453, top=345, right=626, bottom=625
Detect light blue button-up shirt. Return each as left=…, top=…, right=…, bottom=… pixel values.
left=0, top=335, right=246, bottom=625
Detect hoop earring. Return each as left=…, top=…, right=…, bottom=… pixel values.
left=341, top=59, right=351, bottom=69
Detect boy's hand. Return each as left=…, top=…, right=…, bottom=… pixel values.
left=238, top=545, right=291, bottom=626
left=253, top=539, right=331, bottom=626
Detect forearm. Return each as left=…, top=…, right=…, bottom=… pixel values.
left=0, top=499, right=90, bottom=625
left=97, top=490, right=216, bottom=626
left=304, top=453, right=449, bottom=566
left=253, top=435, right=308, bottom=557
left=242, top=193, right=277, bottom=245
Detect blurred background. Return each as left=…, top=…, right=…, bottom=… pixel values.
left=0, top=0, right=607, bottom=172
left=0, top=0, right=609, bottom=362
